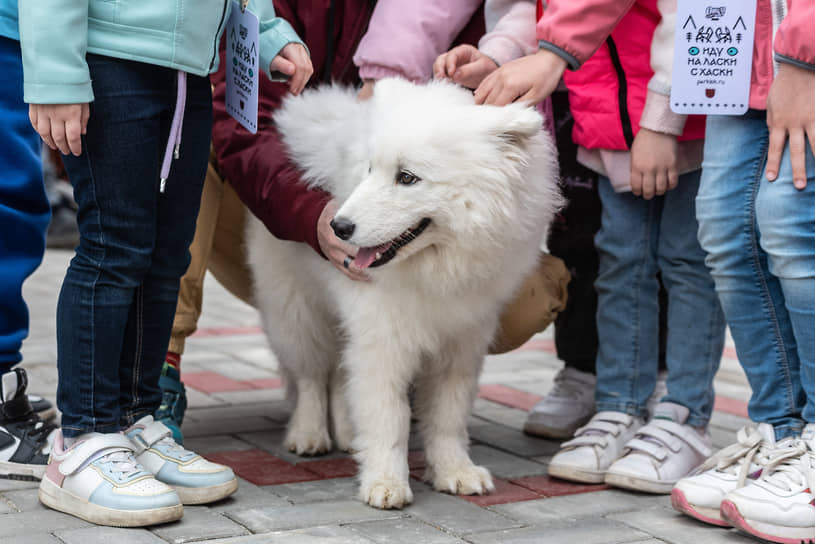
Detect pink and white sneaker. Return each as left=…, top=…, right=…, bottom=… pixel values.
left=39, top=430, right=183, bottom=527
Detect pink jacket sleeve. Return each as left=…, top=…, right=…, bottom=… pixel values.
left=774, top=0, right=815, bottom=71
left=536, top=0, right=636, bottom=69
left=353, top=0, right=482, bottom=82
left=479, top=0, right=537, bottom=66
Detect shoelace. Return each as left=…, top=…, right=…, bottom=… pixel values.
left=759, top=441, right=815, bottom=493
left=100, top=450, right=143, bottom=479
left=156, top=436, right=196, bottom=460
left=693, top=426, right=774, bottom=487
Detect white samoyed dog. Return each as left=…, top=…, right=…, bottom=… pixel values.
left=246, top=78, right=561, bottom=509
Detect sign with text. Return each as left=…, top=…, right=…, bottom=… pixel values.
left=670, top=0, right=757, bottom=115
left=225, top=2, right=259, bottom=134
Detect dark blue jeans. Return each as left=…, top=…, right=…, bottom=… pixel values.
left=0, top=37, right=49, bottom=373
left=58, top=54, right=211, bottom=437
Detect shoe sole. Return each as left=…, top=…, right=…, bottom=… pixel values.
left=39, top=477, right=183, bottom=527
left=173, top=478, right=238, bottom=505
left=604, top=471, right=674, bottom=494
left=0, top=460, right=46, bottom=481
left=721, top=499, right=815, bottom=544
left=547, top=463, right=606, bottom=484
left=670, top=488, right=730, bottom=527
left=523, top=420, right=587, bottom=440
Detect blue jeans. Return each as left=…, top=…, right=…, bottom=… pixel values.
left=58, top=54, right=211, bottom=437
left=595, top=171, right=726, bottom=427
left=696, top=112, right=815, bottom=440
left=0, top=37, right=48, bottom=373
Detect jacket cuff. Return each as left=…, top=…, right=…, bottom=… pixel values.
left=775, top=53, right=815, bottom=73
left=259, top=19, right=307, bottom=82
left=538, top=40, right=580, bottom=70
left=299, top=192, right=332, bottom=258
left=479, top=35, right=526, bottom=67
left=639, top=90, right=686, bottom=136
left=358, top=64, right=417, bottom=82
left=24, top=81, right=94, bottom=104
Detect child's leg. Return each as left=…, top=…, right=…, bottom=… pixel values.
left=118, top=75, right=212, bottom=428
left=594, top=178, right=661, bottom=418
left=696, top=113, right=804, bottom=440
left=656, top=169, right=726, bottom=427
left=56, top=55, right=208, bottom=437
left=755, top=143, right=815, bottom=422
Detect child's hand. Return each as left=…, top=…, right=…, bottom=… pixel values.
left=270, top=43, right=313, bottom=95
left=29, top=103, right=90, bottom=156
left=433, top=44, right=498, bottom=89
left=357, top=79, right=375, bottom=101
left=630, top=128, right=679, bottom=200
left=474, top=49, right=567, bottom=106
left=317, top=200, right=370, bottom=282
left=765, top=62, right=815, bottom=190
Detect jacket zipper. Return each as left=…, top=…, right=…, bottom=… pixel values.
left=210, top=0, right=231, bottom=71
left=605, top=36, right=635, bottom=149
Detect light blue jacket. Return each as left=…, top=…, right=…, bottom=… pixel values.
left=18, top=0, right=303, bottom=104
left=0, top=1, right=18, bottom=41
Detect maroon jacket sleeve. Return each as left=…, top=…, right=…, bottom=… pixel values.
left=211, top=42, right=330, bottom=257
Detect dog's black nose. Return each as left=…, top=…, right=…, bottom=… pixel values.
left=330, top=217, right=356, bottom=240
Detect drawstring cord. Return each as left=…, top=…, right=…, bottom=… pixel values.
left=159, top=71, right=188, bottom=193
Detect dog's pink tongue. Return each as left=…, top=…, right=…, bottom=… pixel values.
left=354, top=243, right=390, bottom=269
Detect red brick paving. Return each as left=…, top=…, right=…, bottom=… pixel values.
left=243, top=377, right=283, bottom=390
left=459, top=478, right=541, bottom=506
left=191, top=326, right=264, bottom=337
left=204, top=449, right=323, bottom=486
left=297, top=457, right=358, bottom=479
left=183, top=371, right=256, bottom=394
left=713, top=395, right=749, bottom=418
left=511, top=475, right=609, bottom=497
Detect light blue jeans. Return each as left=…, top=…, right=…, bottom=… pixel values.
left=595, top=171, right=726, bottom=427
left=696, top=111, right=815, bottom=440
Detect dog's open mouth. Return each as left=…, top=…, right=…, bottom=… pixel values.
left=353, top=218, right=431, bottom=269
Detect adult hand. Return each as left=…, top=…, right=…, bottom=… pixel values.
left=29, top=103, right=89, bottom=156
left=766, top=62, right=815, bottom=190
left=358, top=79, right=375, bottom=101
left=270, top=42, right=313, bottom=95
left=474, top=48, right=567, bottom=106
left=317, top=200, right=370, bottom=282
left=630, top=128, right=679, bottom=200
left=433, top=44, right=498, bottom=89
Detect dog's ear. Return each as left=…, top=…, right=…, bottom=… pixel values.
left=485, top=103, right=543, bottom=148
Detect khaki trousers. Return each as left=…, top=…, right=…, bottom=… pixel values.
left=168, top=155, right=253, bottom=354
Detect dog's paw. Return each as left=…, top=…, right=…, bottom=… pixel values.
left=359, top=478, right=413, bottom=509
left=432, top=464, right=494, bottom=496
left=284, top=426, right=333, bottom=456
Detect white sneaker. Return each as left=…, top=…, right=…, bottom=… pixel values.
left=605, top=402, right=712, bottom=494
left=523, top=367, right=595, bottom=439
left=672, top=423, right=785, bottom=527
left=547, top=411, right=644, bottom=484
left=39, top=430, right=183, bottom=527
left=126, top=415, right=237, bottom=505
left=721, top=427, right=815, bottom=543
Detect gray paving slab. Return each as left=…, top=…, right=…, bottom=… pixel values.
left=0, top=478, right=40, bottom=492
left=182, top=434, right=258, bottom=455
left=149, top=506, right=250, bottom=543
left=0, top=510, right=92, bottom=537
left=468, top=444, right=547, bottom=479
left=467, top=518, right=653, bottom=544
left=0, top=535, right=63, bottom=544
left=468, top=423, right=560, bottom=457
left=209, top=477, right=290, bottom=514
left=0, top=497, right=14, bottom=514
left=489, top=491, right=671, bottom=524
left=609, top=507, right=757, bottom=544
left=226, top=500, right=402, bottom=533
left=185, top=400, right=290, bottom=426
left=404, top=488, right=522, bottom=535
left=265, top=477, right=360, bottom=504
left=181, top=415, right=275, bottom=439
left=55, top=526, right=166, bottom=544
left=1, top=488, right=44, bottom=513
left=471, top=399, right=529, bottom=431
left=708, top=411, right=750, bottom=433
left=345, top=517, right=466, bottom=543
left=237, top=429, right=351, bottom=463
left=200, top=526, right=370, bottom=543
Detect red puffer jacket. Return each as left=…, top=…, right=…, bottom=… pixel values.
left=210, top=0, right=484, bottom=256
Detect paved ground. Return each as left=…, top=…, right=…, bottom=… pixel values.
left=7, top=248, right=757, bottom=544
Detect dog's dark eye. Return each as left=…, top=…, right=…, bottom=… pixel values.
left=396, top=170, right=420, bottom=186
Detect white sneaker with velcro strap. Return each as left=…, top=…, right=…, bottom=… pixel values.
left=605, top=402, right=712, bottom=494
left=547, top=411, right=644, bottom=484
left=39, top=430, right=183, bottom=526
left=126, top=415, right=237, bottom=504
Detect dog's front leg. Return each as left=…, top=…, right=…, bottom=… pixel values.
left=345, top=338, right=417, bottom=509
left=415, top=336, right=495, bottom=496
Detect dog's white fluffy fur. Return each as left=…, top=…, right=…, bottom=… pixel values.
left=246, top=79, right=561, bottom=509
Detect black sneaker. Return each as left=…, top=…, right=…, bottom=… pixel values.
left=0, top=369, right=56, bottom=481
left=27, top=395, right=56, bottom=422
